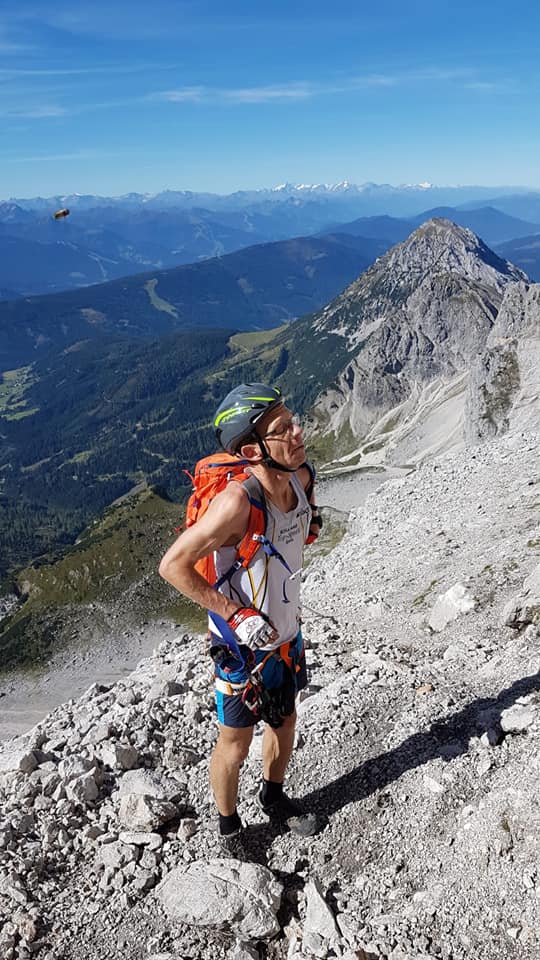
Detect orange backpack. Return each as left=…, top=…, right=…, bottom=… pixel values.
left=183, top=453, right=268, bottom=588
left=183, top=453, right=318, bottom=589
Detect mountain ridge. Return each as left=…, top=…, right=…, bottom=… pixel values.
left=0, top=232, right=385, bottom=370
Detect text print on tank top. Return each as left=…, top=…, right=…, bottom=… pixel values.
left=210, top=473, right=311, bottom=649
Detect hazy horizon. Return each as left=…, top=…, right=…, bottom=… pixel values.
left=3, top=180, right=540, bottom=205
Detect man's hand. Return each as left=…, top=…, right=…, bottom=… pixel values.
left=227, top=607, right=278, bottom=649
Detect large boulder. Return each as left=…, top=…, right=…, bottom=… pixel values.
left=156, top=859, right=283, bottom=940
left=118, top=794, right=177, bottom=832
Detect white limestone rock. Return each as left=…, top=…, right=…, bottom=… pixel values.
left=428, top=583, right=476, bottom=632
left=156, top=859, right=283, bottom=939
left=115, top=768, right=181, bottom=802
left=118, top=831, right=163, bottom=849
left=503, top=563, right=540, bottom=628
left=65, top=770, right=100, bottom=804
left=302, top=878, right=340, bottom=958
left=58, top=755, right=93, bottom=782
left=96, top=839, right=138, bottom=870
left=500, top=704, right=536, bottom=733
left=117, top=794, right=177, bottom=832
left=99, top=743, right=139, bottom=771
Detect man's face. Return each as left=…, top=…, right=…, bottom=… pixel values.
left=255, top=404, right=306, bottom=469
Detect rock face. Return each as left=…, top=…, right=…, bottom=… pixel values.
left=302, top=878, right=340, bottom=956
left=466, top=282, right=540, bottom=441
left=305, top=219, right=527, bottom=447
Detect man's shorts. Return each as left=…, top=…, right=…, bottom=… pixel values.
left=213, top=631, right=307, bottom=728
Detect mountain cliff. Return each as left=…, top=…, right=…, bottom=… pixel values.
left=466, top=282, right=540, bottom=440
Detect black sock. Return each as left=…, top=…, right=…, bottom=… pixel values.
left=261, top=778, right=283, bottom=805
left=219, top=810, right=242, bottom=836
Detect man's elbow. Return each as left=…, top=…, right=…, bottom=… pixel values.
left=159, top=553, right=179, bottom=585
left=158, top=556, right=169, bottom=582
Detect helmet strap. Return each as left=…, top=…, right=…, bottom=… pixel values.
left=256, top=438, right=296, bottom=473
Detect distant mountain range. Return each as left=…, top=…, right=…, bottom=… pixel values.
left=326, top=206, right=540, bottom=246
left=8, top=181, right=536, bottom=215
left=495, top=233, right=540, bottom=283
left=1, top=184, right=540, bottom=299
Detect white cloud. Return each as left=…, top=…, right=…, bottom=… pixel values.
left=153, top=68, right=504, bottom=109
left=2, top=103, right=67, bottom=118
left=222, top=83, right=313, bottom=103
left=463, top=81, right=508, bottom=92
left=0, top=63, right=174, bottom=78
left=155, top=87, right=206, bottom=103
left=154, top=83, right=315, bottom=104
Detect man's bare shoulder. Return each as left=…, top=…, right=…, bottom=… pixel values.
left=213, top=481, right=252, bottom=509
left=204, top=481, right=251, bottom=537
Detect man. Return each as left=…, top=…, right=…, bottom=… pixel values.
left=159, top=383, right=319, bottom=846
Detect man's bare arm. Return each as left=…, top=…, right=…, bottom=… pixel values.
left=159, top=484, right=250, bottom=622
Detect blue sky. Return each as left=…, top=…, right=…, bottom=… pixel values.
left=1, top=0, right=539, bottom=198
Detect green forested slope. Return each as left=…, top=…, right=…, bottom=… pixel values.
left=0, top=306, right=353, bottom=582
left=0, top=233, right=382, bottom=370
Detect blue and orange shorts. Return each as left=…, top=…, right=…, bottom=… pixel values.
left=213, top=631, right=307, bottom=728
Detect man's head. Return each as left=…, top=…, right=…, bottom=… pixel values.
left=213, top=382, right=305, bottom=472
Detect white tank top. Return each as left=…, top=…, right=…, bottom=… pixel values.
left=209, top=473, right=311, bottom=649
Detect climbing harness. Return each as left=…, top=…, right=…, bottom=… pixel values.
left=210, top=614, right=302, bottom=729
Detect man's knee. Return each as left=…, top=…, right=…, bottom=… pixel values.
left=215, top=726, right=253, bottom=765
left=277, top=710, right=297, bottom=732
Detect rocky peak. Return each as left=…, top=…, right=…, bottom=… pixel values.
left=314, top=218, right=527, bottom=347
left=382, top=217, right=526, bottom=286
left=302, top=220, right=533, bottom=461
left=0, top=202, right=31, bottom=223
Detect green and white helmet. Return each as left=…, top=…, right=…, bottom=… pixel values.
left=214, top=383, right=283, bottom=453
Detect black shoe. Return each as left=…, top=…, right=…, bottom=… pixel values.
left=258, top=791, right=318, bottom=837
left=218, top=826, right=251, bottom=860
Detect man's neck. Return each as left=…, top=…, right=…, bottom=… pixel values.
left=249, top=463, right=296, bottom=510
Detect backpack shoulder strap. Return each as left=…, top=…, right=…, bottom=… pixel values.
left=236, top=473, right=267, bottom=566
left=213, top=473, right=268, bottom=590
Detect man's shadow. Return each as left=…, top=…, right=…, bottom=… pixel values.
left=242, top=670, right=540, bottom=864
left=300, top=669, right=540, bottom=821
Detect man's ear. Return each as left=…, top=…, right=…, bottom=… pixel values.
left=238, top=438, right=264, bottom=462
